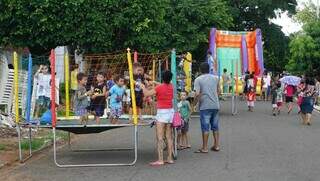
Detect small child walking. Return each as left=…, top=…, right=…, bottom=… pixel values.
left=246, top=87, right=256, bottom=112
left=271, top=82, right=278, bottom=116
left=74, top=73, right=92, bottom=125
left=275, top=82, right=283, bottom=115
left=109, top=75, right=125, bottom=124
left=91, top=72, right=107, bottom=124
left=177, top=91, right=192, bottom=149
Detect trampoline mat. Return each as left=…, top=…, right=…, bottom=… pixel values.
left=20, top=118, right=154, bottom=134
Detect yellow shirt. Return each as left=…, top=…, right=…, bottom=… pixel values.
left=71, top=70, right=78, bottom=90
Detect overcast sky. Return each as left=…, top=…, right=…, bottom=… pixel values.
left=271, top=0, right=319, bottom=35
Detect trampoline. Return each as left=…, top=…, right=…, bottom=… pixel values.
left=17, top=116, right=154, bottom=167
left=13, top=48, right=180, bottom=167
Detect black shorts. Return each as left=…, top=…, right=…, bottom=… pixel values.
left=130, top=91, right=144, bottom=109
left=285, top=96, right=293, bottom=103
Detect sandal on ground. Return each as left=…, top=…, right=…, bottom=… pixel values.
left=164, top=160, right=174, bottom=164
left=149, top=161, right=165, bottom=166
left=194, top=149, right=208, bottom=153
left=178, top=146, right=186, bottom=150
left=210, top=146, right=220, bottom=152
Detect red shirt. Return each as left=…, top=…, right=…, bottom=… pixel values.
left=247, top=92, right=256, bottom=101
left=155, top=83, right=173, bottom=109
left=285, top=85, right=294, bottom=97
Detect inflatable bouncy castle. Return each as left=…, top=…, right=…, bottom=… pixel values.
left=208, top=28, right=264, bottom=76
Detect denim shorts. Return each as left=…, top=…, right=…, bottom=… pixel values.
left=200, top=109, right=219, bottom=132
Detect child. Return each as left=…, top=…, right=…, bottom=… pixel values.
left=271, top=82, right=278, bottom=116
left=35, top=65, right=51, bottom=118
left=296, top=80, right=305, bottom=114
left=70, top=64, right=79, bottom=110
left=177, top=91, right=192, bottom=149
left=144, top=82, right=154, bottom=115
left=284, top=84, right=295, bottom=114
left=246, top=87, right=256, bottom=112
left=275, top=82, right=283, bottom=115
left=74, top=73, right=92, bottom=125
left=109, top=75, right=125, bottom=124
left=130, top=63, right=150, bottom=122
left=91, top=72, right=107, bottom=124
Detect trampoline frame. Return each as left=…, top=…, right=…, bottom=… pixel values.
left=14, top=48, right=179, bottom=167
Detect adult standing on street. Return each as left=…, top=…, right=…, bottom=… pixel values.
left=194, top=62, right=220, bottom=153
left=299, top=76, right=318, bottom=125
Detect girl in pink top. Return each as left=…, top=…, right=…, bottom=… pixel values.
left=140, top=70, right=174, bottom=166
left=284, top=84, right=295, bottom=114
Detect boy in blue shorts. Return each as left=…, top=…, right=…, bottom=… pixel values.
left=109, top=75, right=125, bottom=124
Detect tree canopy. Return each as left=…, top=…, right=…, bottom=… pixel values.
left=0, top=0, right=298, bottom=72
left=0, top=0, right=232, bottom=55
left=286, top=2, right=320, bottom=76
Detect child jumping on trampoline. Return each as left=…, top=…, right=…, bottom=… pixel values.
left=34, top=64, right=51, bottom=118
left=177, top=91, right=192, bottom=150
left=74, top=73, right=92, bottom=125
left=109, top=75, right=125, bottom=124
left=130, top=63, right=151, bottom=122
left=91, top=71, right=107, bottom=124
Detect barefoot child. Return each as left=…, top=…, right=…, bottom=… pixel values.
left=34, top=65, right=51, bottom=118
left=109, top=75, right=125, bottom=124
left=130, top=63, right=151, bottom=122
left=246, top=87, right=256, bottom=112
left=177, top=91, right=192, bottom=149
left=74, top=73, right=92, bottom=125
left=91, top=72, right=107, bottom=124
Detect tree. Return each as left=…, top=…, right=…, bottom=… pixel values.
left=226, top=0, right=297, bottom=73
left=0, top=0, right=233, bottom=55
left=286, top=2, right=320, bottom=76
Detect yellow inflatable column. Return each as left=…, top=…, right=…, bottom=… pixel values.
left=184, top=52, right=192, bottom=93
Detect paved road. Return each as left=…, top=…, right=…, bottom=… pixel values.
left=1, top=101, right=320, bottom=181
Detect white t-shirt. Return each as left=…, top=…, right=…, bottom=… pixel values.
left=36, top=73, right=51, bottom=98
left=265, top=75, right=271, bottom=87
left=262, top=75, right=268, bottom=88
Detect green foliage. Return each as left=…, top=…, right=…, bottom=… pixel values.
left=21, top=131, right=68, bottom=150
left=21, top=138, right=45, bottom=150
left=0, top=0, right=233, bottom=55
left=287, top=2, right=320, bottom=76
left=0, top=144, right=5, bottom=150
left=226, top=0, right=297, bottom=73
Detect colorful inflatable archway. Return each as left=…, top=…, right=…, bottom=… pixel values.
left=208, top=28, right=264, bottom=76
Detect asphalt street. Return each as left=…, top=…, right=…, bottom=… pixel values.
left=1, top=100, right=320, bottom=181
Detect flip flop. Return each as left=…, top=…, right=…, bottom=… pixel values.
left=149, top=161, right=165, bottom=166
left=178, top=145, right=187, bottom=150
left=164, top=160, right=174, bottom=164
left=210, top=146, right=220, bottom=152
left=194, top=149, right=208, bottom=153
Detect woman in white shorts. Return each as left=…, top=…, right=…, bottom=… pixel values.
left=141, top=70, right=174, bottom=166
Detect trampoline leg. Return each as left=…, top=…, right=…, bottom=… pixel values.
left=17, top=126, right=22, bottom=162
left=28, top=127, right=32, bottom=156
left=173, top=128, right=178, bottom=159
left=68, top=132, right=71, bottom=148
left=53, top=125, right=138, bottom=167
